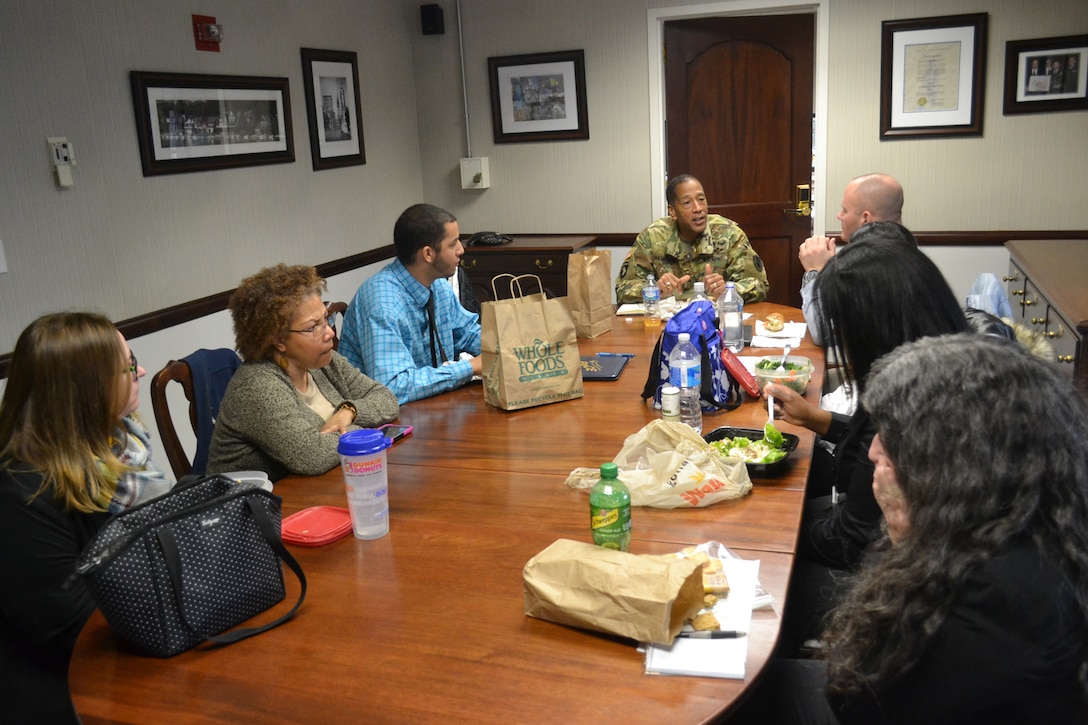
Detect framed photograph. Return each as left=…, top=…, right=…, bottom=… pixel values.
left=1003, top=35, right=1088, bottom=115
left=488, top=49, right=589, bottom=144
left=130, top=71, right=293, bottom=176
left=880, top=13, right=988, bottom=139
left=300, top=48, right=366, bottom=170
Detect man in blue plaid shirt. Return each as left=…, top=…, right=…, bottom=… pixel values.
left=340, top=204, right=481, bottom=404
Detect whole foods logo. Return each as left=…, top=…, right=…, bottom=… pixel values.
left=514, top=338, right=569, bottom=382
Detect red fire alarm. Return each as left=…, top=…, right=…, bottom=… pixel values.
left=192, top=14, right=222, bottom=52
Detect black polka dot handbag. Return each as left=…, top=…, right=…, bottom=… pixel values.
left=75, top=474, right=307, bottom=657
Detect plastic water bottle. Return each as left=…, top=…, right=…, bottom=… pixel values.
left=719, top=281, right=744, bottom=352
left=590, top=462, right=631, bottom=551
left=668, top=332, right=702, bottom=433
left=643, top=275, right=661, bottom=328
left=689, top=281, right=711, bottom=313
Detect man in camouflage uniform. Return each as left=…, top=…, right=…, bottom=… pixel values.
left=614, top=175, right=769, bottom=304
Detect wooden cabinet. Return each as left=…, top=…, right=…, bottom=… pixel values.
left=460, top=235, right=597, bottom=302
left=1005, top=240, right=1088, bottom=393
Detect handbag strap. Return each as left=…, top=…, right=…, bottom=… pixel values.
left=156, top=497, right=307, bottom=646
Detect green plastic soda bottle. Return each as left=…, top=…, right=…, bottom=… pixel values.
left=589, top=462, right=631, bottom=551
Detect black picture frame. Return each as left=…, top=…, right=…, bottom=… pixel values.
left=1002, top=35, right=1088, bottom=115
left=488, top=49, right=589, bottom=144
left=879, top=13, right=988, bottom=139
left=300, top=48, right=366, bottom=170
left=130, top=71, right=293, bottom=177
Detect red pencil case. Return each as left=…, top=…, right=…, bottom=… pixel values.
left=722, top=347, right=761, bottom=398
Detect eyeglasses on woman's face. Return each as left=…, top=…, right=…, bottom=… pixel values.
left=287, top=318, right=331, bottom=339
left=124, top=351, right=138, bottom=381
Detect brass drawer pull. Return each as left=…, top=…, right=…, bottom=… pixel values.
left=461, top=259, right=478, bottom=269
left=534, top=258, right=554, bottom=270
left=1046, top=325, right=1065, bottom=340
left=1058, top=355, right=1074, bottom=364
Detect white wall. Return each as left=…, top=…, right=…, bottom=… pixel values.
left=0, top=0, right=424, bottom=352
left=409, top=0, right=1088, bottom=235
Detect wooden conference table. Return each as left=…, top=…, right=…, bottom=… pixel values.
left=71, top=302, right=824, bottom=725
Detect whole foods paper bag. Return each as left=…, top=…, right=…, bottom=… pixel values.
left=563, top=420, right=752, bottom=508
left=523, top=538, right=705, bottom=645
left=481, top=274, right=584, bottom=411
left=567, top=248, right=613, bottom=338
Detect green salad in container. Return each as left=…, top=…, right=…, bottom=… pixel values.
left=709, top=422, right=788, bottom=464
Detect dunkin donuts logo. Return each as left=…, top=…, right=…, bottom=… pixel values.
left=343, top=459, right=383, bottom=475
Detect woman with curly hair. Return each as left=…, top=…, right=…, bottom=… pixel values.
left=207, top=264, right=399, bottom=481
left=735, top=333, right=1088, bottom=723
left=0, top=312, right=171, bottom=723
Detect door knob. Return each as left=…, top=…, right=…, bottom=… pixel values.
left=782, top=184, right=811, bottom=217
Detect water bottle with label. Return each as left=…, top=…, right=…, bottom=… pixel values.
left=668, top=332, right=702, bottom=433
left=719, top=281, right=744, bottom=352
left=643, top=275, right=661, bottom=328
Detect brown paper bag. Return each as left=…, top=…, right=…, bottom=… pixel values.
left=523, top=538, right=705, bottom=645
left=566, top=248, right=614, bottom=338
left=481, top=274, right=584, bottom=411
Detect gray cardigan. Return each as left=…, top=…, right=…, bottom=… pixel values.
left=206, top=351, right=399, bottom=481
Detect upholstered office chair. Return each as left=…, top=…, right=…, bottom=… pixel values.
left=326, top=301, right=348, bottom=351
left=150, top=348, right=242, bottom=479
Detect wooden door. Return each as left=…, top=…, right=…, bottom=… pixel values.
left=665, top=15, right=814, bottom=308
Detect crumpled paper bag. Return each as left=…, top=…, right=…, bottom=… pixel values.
left=523, top=538, right=705, bottom=645
left=564, top=420, right=752, bottom=508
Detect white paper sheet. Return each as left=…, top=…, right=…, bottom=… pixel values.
left=643, top=558, right=758, bottom=679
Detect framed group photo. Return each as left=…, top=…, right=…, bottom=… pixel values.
left=130, top=71, right=293, bottom=177
left=300, top=48, right=366, bottom=170
left=488, top=49, right=589, bottom=144
left=1003, top=35, right=1088, bottom=115
left=879, top=13, right=988, bottom=139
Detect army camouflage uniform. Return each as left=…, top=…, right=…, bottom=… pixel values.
left=614, top=214, right=769, bottom=304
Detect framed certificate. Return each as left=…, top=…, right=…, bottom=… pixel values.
left=880, top=13, right=988, bottom=139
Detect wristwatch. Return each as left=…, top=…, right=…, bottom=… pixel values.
left=335, top=401, right=357, bottom=420
left=802, top=269, right=819, bottom=286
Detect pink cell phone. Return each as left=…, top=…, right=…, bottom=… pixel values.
left=378, top=423, right=413, bottom=442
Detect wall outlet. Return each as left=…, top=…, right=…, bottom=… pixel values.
left=459, top=157, right=490, bottom=189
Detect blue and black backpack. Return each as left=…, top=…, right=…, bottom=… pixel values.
left=641, top=300, right=741, bottom=413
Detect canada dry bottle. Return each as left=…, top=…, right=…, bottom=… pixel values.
left=590, top=462, right=631, bottom=551
left=642, top=275, right=661, bottom=328
left=668, top=332, right=703, bottom=433
left=719, top=281, right=744, bottom=352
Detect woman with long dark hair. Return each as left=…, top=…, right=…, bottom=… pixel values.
left=766, top=236, right=971, bottom=651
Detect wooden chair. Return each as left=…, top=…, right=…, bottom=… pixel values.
left=326, top=301, right=348, bottom=351
left=150, top=349, right=241, bottom=479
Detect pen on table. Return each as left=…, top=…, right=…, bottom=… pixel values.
left=597, top=352, right=635, bottom=358
left=676, top=630, right=747, bottom=639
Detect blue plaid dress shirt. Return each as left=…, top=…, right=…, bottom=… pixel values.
left=340, top=259, right=480, bottom=404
